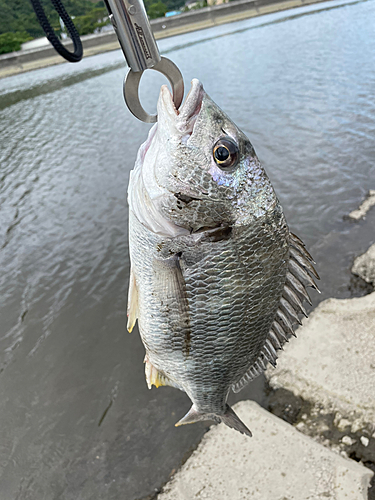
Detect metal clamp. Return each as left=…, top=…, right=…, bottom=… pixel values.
left=124, top=57, right=184, bottom=123
left=104, top=0, right=184, bottom=122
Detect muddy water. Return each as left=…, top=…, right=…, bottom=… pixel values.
left=0, top=0, right=374, bottom=498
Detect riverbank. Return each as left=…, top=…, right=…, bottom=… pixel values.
left=0, top=0, right=332, bottom=79
left=156, top=194, right=375, bottom=499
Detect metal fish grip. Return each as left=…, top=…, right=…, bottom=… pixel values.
left=104, top=0, right=184, bottom=123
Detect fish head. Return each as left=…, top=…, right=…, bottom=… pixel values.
left=133, top=79, right=277, bottom=235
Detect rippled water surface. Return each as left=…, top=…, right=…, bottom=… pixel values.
left=1, top=0, right=375, bottom=498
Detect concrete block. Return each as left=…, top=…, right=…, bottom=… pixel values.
left=349, top=190, right=375, bottom=220
left=352, top=243, right=375, bottom=285
left=268, top=292, right=375, bottom=424
left=158, top=401, right=373, bottom=500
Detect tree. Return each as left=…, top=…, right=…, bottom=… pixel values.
left=0, top=0, right=106, bottom=38
left=69, top=8, right=109, bottom=36
left=0, top=32, right=32, bottom=54
left=147, top=1, right=167, bottom=19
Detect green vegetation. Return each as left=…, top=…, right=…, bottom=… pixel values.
left=0, top=32, right=32, bottom=54
left=70, top=7, right=109, bottom=36
left=0, top=0, right=193, bottom=55
left=0, top=0, right=109, bottom=53
left=144, top=0, right=186, bottom=14
left=0, top=0, right=107, bottom=38
left=147, top=1, right=168, bottom=19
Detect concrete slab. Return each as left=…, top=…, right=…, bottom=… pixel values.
left=158, top=401, right=373, bottom=500
left=268, top=292, right=375, bottom=425
left=352, top=244, right=375, bottom=285
left=349, top=190, right=375, bottom=220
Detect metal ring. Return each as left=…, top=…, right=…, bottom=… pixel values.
left=124, top=56, right=184, bottom=123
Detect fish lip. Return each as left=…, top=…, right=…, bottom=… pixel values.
left=160, top=79, right=204, bottom=133
left=178, top=78, right=204, bottom=122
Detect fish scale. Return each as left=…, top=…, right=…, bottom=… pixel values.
left=127, top=79, right=319, bottom=436
left=129, top=208, right=289, bottom=416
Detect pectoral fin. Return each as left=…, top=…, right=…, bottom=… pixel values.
left=152, top=253, right=192, bottom=357
left=127, top=268, right=139, bottom=333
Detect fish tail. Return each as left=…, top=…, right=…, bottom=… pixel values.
left=221, top=405, right=253, bottom=437
left=175, top=404, right=252, bottom=437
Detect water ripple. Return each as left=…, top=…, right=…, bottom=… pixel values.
left=1, top=0, right=375, bottom=498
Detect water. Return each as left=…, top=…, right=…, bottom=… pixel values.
left=1, top=0, right=375, bottom=498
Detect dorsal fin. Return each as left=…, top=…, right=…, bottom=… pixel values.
left=232, top=232, right=319, bottom=394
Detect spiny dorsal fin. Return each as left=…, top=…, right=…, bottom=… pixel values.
left=232, top=233, right=319, bottom=394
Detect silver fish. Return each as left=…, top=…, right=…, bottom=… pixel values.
left=127, top=79, right=319, bottom=437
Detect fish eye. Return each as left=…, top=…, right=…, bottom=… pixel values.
left=213, top=138, right=239, bottom=171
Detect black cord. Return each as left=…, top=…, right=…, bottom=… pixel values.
left=29, top=0, right=83, bottom=62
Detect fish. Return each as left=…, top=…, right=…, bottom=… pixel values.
left=127, top=79, right=319, bottom=437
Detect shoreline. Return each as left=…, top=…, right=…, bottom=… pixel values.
left=0, top=0, right=334, bottom=80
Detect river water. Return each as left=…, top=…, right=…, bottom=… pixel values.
left=1, top=0, right=375, bottom=498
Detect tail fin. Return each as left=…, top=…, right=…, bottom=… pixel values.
left=221, top=405, right=253, bottom=437
left=175, top=404, right=252, bottom=437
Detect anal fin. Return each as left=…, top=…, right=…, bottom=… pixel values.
left=144, top=357, right=179, bottom=390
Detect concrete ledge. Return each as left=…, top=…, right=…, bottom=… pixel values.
left=0, top=30, right=119, bottom=69
left=349, top=190, right=375, bottom=220
left=158, top=401, right=373, bottom=500
left=268, top=292, right=375, bottom=426
left=352, top=244, right=375, bottom=285
left=0, top=42, right=123, bottom=79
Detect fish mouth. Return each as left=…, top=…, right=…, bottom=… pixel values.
left=139, top=80, right=203, bottom=164
left=160, top=78, right=204, bottom=137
